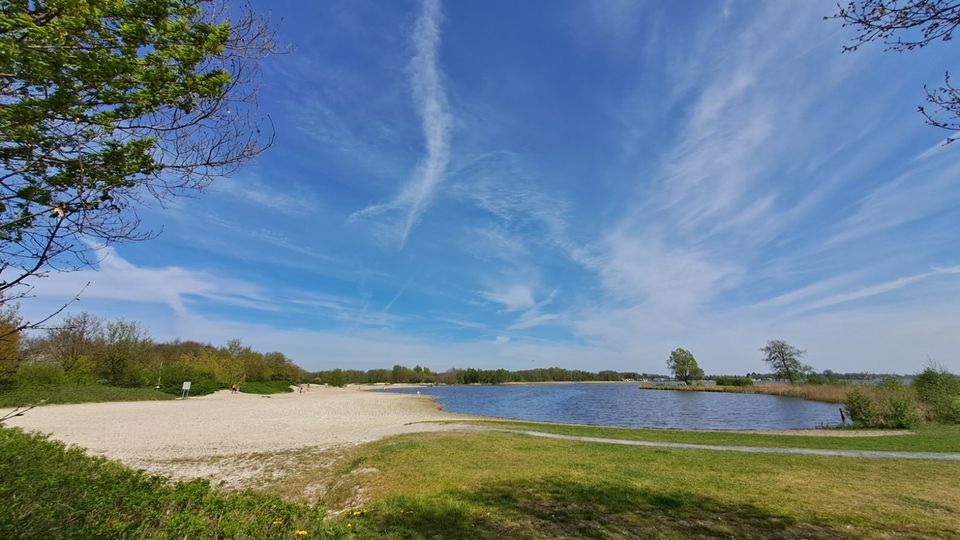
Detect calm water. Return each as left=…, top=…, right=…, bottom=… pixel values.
left=384, top=383, right=843, bottom=430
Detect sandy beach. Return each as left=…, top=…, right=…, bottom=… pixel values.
left=6, top=385, right=469, bottom=487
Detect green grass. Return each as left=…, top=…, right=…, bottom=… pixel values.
left=239, top=380, right=296, bottom=394
left=312, top=431, right=960, bottom=539
left=462, top=420, right=960, bottom=453
left=0, top=383, right=175, bottom=407
left=0, top=427, right=344, bottom=539
left=4, top=417, right=960, bottom=538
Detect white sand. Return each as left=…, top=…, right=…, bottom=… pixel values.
left=6, top=385, right=468, bottom=483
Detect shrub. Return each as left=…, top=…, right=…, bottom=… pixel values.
left=156, top=363, right=224, bottom=396
left=845, top=390, right=879, bottom=426
left=845, top=388, right=922, bottom=429
left=805, top=374, right=841, bottom=386
left=324, top=368, right=347, bottom=387
left=14, top=362, right=65, bottom=386
left=887, top=397, right=923, bottom=429
left=913, top=367, right=960, bottom=424
left=714, top=376, right=753, bottom=386
left=239, top=380, right=294, bottom=394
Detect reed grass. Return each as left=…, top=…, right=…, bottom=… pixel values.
left=638, top=382, right=874, bottom=404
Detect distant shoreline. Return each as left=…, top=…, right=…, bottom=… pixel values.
left=638, top=382, right=853, bottom=404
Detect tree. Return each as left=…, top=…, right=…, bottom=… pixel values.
left=325, top=368, right=346, bottom=388
left=667, top=348, right=704, bottom=384
left=100, top=319, right=152, bottom=385
left=0, top=301, right=21, bottom=377
left=832, top=1, right=960, bottom=142
left=40, top=311, right=104, bottom=374
left=760, top=340, right=812, bottom=383
left=0, top=0, right=275, bottom=326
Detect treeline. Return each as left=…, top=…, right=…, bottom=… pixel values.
left=314, top=365, right=648, bottom=386
left=1, top=311, right=306, bottom=395
left=704, top=372, right=912, bottom=386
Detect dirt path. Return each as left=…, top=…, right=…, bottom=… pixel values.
left=463, top=427, right=960, bottom=461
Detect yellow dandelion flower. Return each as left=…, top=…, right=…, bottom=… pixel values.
left=295, top=530, right=309, bottom=537
left=272, top=519, right=283, bottom=526
left=347, top=523, right=353, bottom=528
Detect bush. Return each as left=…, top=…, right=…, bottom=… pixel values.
left=714, top=376, right=753, bottom=386
left=239, top=380, right=294, bottom=394
left=14, top=362, right=65, bottom=386
left=845, top=388, right=922, bottom=429
left=913, top=368, right=960, bottom=424
left=323, top=368, right=347, bottom=387
left=156, top=363, right=224, bottom=397
left=805, top=374, right=840, bottom=386
left=845, top=390, right=879, bottom=426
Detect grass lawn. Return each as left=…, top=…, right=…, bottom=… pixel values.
left=0, top=383, right=175, bottom=407
left=311, top=430, right=960, bottom=539
left=4, top=412, right=959, bottom=538
left=462, top=420, right=960, bottom=453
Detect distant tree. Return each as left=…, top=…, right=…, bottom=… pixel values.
left=325, top=369, right=347, bottom=388
left=760, top=340, right=812, bottom=383
left=667, top=348, right=704, bottom=385
left=0, top=0, right=276, bottom=328
left=41, top=312, right=104, bottom=374
left=831, top=1, right=960, bottom=142
left=597, top=370, right=622, bottom=381
left=100, top=319, right=152, bottom=385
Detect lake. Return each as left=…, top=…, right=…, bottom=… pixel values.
left=383, top=383, right=843, bottom=430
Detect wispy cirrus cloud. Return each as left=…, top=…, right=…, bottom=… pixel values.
left=30, top=246, right=270, bottom=315
left=351, top=0, right=452, bottom=248
left=29, top=247, right=406, bottom=330
left=216, top=175, right=319, bottom=217
left=824, top=160, right=960, bottom=248
left=784, top=267, right=960, bottom=317
left=480, top=283, right=536, bottom=312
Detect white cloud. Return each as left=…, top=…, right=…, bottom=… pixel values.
left=29, top=246, right=269, bottom=315
left=825, top=160, right=960, bottom=247
left=508, top=312, right=561, bottom=331
left=216, top=176, right=319, bottom=216
left=481, top=284, right=536, bottom=312
left=592, top=229, right=739, bottom=316
left=28, top=247, right=407, bottom=330
left=786, top=267, right=960, bottom=316
left=351, top=0, right=452, bottom=247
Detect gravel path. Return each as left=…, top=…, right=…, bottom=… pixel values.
left=466, top=427, right=960, bottom=461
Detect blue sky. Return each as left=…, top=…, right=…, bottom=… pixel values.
left=26, top=0, right=960, bottom=374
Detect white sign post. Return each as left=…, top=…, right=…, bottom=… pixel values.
left=181, top=381, right=191, bottom=399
